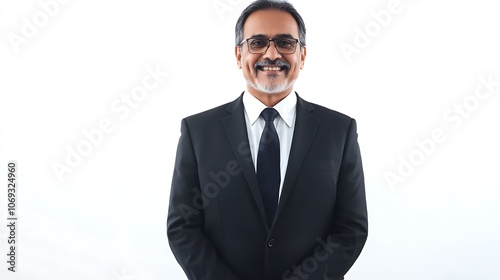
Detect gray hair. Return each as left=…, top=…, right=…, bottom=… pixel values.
left=235, top=0, right=306, bottom=47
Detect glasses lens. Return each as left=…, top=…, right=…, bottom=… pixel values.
left=248, top=38, right=269, bottom=53
left=246, top=38, right=298, bottom=54
left=275, top=38, right=296, bottom=54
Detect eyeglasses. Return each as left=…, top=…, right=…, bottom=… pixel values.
left=238, top=37, right=301, bottom=54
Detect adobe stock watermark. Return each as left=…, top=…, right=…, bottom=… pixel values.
left=212, top=0, right=248, bottom=21
left=108, top=266, right=136, bottom=280
left=51, top=64, right=169, bottom=182
left=385, top=74, right=500, bottom=190
left=177, top=126, right=283, bottom=224
left=178, top=141, right=252, bottom=224
left=7, top=0, right=71, bottom=54
left=340, top=0, right=417, bottom=63
left=282, top=236, right=341, bottom=280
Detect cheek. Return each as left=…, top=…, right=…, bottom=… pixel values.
left=243, top=58, right=257, bottom=75
left=244, top=63, right=254, bottom=77
left=292, top=57, right=303, bottom=72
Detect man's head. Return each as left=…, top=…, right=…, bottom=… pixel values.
left=235, top=0, right=306, bottom=99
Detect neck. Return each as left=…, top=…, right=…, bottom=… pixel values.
left=247, top=87, right=293, bottom=107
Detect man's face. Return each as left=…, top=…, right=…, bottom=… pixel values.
left=235, top=9, right=306, bottom=96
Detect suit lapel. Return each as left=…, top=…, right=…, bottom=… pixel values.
left=222, top=93, right=319, bottom=229
left=274, top=94, right=319, bottom=223
left=222, top=94, right=268, bottom=225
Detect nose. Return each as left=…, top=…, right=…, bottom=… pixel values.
left=263, top=41, right=282, bottom=60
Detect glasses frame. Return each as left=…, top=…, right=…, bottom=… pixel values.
left=238, top=37, right=302, bottom=54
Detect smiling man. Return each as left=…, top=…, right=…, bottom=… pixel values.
left=237, top=8, right=303, bottom=101
left=167, top=1, right=368, bottom=280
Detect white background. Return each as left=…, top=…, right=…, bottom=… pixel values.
left=1, top=0, right=499, bottom=279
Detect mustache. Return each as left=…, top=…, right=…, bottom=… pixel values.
left=254, top=59, right=290, bottom=71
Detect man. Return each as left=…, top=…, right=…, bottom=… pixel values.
left=167, top=1, right=368, bottom=279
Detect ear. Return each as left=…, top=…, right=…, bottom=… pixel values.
left=299, top=46, right=306, bottom=69
left=235, top=45, right=242, bottom=69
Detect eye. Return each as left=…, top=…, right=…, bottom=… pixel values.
left=276, top=39, right=293, bottom=46
left=250, top=39, right=266, bottom=46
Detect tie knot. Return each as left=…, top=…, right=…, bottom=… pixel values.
left=261, top=108, right=279, bottom=122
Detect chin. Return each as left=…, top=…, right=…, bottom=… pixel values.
left=247, top=79, right=296, bottom=95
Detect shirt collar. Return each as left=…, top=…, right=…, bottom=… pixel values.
left=243, top=91, right=297, bottom=127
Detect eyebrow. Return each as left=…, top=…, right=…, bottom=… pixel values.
left=248, top=33, right=296, bottom=39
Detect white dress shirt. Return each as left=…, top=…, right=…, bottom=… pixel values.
left=242, top=91, right=297, bottom=201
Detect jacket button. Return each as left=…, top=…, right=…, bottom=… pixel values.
left=267, top=238, right=275, bottom=247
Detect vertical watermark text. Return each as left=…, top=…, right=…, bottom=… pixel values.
left=6, top=161, right=18, bottom=272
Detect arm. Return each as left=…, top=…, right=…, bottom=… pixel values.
left=284, top=118, right=368, bottom=280
left=167, top=118, right=243, bottom=280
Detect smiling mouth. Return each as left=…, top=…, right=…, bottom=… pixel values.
left=258, top=66, right=286, bottom=71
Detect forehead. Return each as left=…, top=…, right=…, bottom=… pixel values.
left=243, top=9, right=299, bottom=38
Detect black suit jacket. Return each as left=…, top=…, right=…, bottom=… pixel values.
left=167, top=93, right=368, bottom=280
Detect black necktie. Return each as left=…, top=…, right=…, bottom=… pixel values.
left=257, top=108, right=280, bottom=228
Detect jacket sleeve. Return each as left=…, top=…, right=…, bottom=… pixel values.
left=167, top=118, right=243, bottom=280
left=284, top=118, right=368, bottom=280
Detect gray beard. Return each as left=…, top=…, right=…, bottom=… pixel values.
left=247, top=76, right=296, bottom=94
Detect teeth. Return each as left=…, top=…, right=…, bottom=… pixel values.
left=262, top=66, right=281, bottom=71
